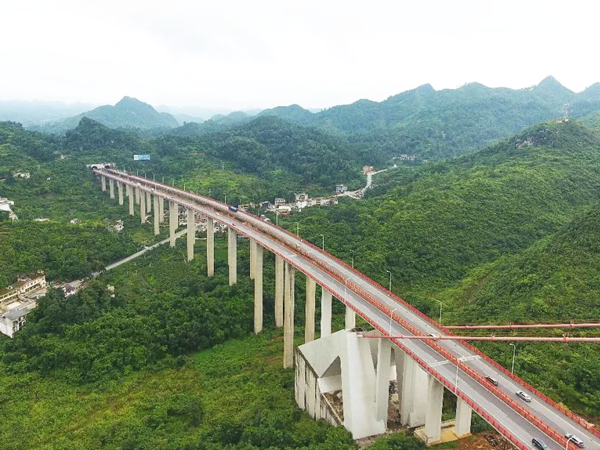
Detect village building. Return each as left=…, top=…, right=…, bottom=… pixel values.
left=0, top=273, right=46, bottom=338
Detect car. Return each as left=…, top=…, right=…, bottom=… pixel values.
left=229, top=206, right=238, bottom=212
left=485, top=376, right=499, bottom=386
left=565, top=434, right=584, bottom=448
left=532, top=438, right=549, bottom=450
left=516, top=390, right=532, bottom=402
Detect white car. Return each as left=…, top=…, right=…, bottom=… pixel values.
left=565, top=433, right=584, bottom=448
left=516, top=390, right=532, bottom=402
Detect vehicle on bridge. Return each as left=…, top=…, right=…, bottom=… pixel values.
left=565, top=434, right=585, bottom=448
left=517, top=390, right=532, bottom=402
left=533, top=438, right=550, bottom=450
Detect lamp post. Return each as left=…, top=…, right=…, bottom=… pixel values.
left=143, top=171, right=146, bottom=178
left=153, top=173, right=156, bottom=181
left=162, top=176, right=164, bottom=183
left=320, top=234, right=325, bottom=250
left=295, top=222, right=299, bottom=236
left=509, top=343, right=517, bottom=374
left=388, top=307, right=400, bottom=335
left=276, top=211, right=279, bottom=226
left=351, top=250, right=355, bottom=269
left=224, top=194, right=227, bottom=204
left=386, top=270, right=392, bottom=292
left=438, top=300, right=443, bottom=324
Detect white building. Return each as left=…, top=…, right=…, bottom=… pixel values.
left=0, top=273, right=46, bottom=338
left=295, top=193, right=309, bottom=209
left=274, top=198, right=287, bottom=207
left=336, top=184, right=348, bottom=194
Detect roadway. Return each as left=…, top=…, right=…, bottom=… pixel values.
left=98, top=169, right=599, bottom=450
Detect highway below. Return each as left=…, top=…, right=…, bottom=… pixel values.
left=98, top=169, right=600, bottom=450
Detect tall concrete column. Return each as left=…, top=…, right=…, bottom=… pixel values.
left=305, top=277, right=316, bottom=343
left=135, top=187, right=140, bottom=205
left=206, top=217, right=214, bottom=277
left=228, top=228, right=237, bottom=286
left=153, top=196, right=160, bottom=235
left=254, top=245, right=264, bottom=334
left=169, top=201, right=177, bottom=247
left=146, top=191, right=152, bottom=213
left=399, top=354, right=429, bottom=427
left=320, top=289, right=332, bottom=337
left=283, top=262, right=295, bottom=368
left=139, top=191, right=146, bottom=224
left=375, top=339, right=392, bottom=421
left=128, top=185, right=134, bottom=216
left=117, top=182, right=123, bottom=205
left=274, top=255, right=284, bottom=327
left=454, top=398, right=472, bottom=438
left=158, top=197, right=165, bottom=223
left=109, top=178, right=115, bottom=199
left=345, top=306, right=356, bottom=330
left=424, top=376, right=444, bottom=445
left=101, top=176, right=106, bottom=191
left=187, top=209, right=195, bottom=261
left=249, top=239, right=256, bottom=280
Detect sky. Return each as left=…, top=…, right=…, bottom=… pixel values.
left=1, top=0, right=599, bottom=112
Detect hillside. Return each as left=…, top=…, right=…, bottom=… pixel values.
left=259, top=77, right=600, bottom=163
left=284, top=121, right=600, bottom=299
left=34, top=97, right=179, bottom=134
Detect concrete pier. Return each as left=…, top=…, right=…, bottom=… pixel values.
left=305, top=277, right=316, bottom=343
left=283, top=262, right=295, bottom=368
left=169, top=201, right=177, bottom=247
left=158, top=197, right=165, bottom=223
left=228, top=228, right=237, bottom=286
left=117, top=182, right=123, bottom=205
left=187, top=209, right=195, bottom=261
left=275, top=255, right=284, bottom=327
left=424, top=376, right=444, bottom=445
left=254, top=244, right=263, bottom=334
left=135, top=187, right=140, bottom=205
left=375, top=339, right=392, bottom=422
left=146, top=191, right=152, bottom=213
left=140, top=191, right=146, bottom=224
left=249, top=239, right=256, bottom=280
left=320, top=289, right=332, bottom=337
left=345, top=306, right=356, bottom=330
left=454, top=399, right=472, bottom=438
left=206, top=217, right=214, bottom=277
left=153, top=196, right=160, bottom=235
left=128, top=185, right=134, bottom=216
left=101, top=176, right=106, bottom=191
left=109, top=179, right=115, bottom=199
left=400, top=354, right=429, bottom=427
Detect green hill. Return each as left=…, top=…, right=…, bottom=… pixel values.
left=34, top=97, right=179, bottom=134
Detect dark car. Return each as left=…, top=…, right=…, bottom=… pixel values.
left=532, top=438, right=549, bottom=450
left=229, top=206, right=238, bottom=212
left=565, top=434, right=584, bottom=448
left=485, top=376, right=499, bottom=386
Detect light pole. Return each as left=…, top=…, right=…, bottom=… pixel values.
left=183, top=183, right=186, bottom=191
left=386, top=270, right=392, bottom=292
left=438, top=300, right=443, bottom=324
left=295, top=222, right=299, bottom=236
left=162, top=176, right=164, bottom=183
left=388, top=307, right=400, bottom=335
left=136, top=169, right=139, bottom=175
left=143, top=171, right=146, bottom=178
left=224, top=194, right=227, bottom=204
left=351, top=250, right=355, bottom=268
left=276, top=211, right=279, bottom=226
left=320, top=234, right=325, bottom=250
left=509, top=343, right=517, bottom=374
left=153, top=173, right=156, bottom=181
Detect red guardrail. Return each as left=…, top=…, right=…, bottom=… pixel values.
left=97, top=170, right=587, bottom=448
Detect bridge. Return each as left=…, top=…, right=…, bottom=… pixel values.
left=94, top=168, right=599, bottom=448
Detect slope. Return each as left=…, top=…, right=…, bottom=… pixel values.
left=34, top=97, right=179, bottom=134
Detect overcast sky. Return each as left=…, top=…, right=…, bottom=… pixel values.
left=1, top=0, right=599, bottom=111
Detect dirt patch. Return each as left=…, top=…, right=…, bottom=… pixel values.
left=456, top=432, right=512, bottom=450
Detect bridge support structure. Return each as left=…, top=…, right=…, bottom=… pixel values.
left=345, top=307, right=356, bottom=330
left=146, top=191, right=152, bottom=213
left=454, top=398, right=472, bottom=438
left=283, top=262, right=295, bottom=368
left=254, top=244, right=263, bottom=334
left=128, top=185, right=134, bottom=216
left=135, top=187, right=140, bottom=205
left=169, top=201, right=178, bottom=247
left=153, top=196, right=160, bottom=235
left=228, top=228, right=237, bottom=286
left=250, top=239, right=256, bottom=280
left=320, top=289, right=332, bottom=337
left=187, top=209, right=195, bottom=261
left=158, top=197, right=165, bottom=223
left=101, top=176, right=106, bottom=191
left=140, top=191, right=147, bottom=224
left=117, top=182, right=123, bottom=205
left=109, top=178, right=115, bottom=199
left=305, top=277, right=316, bottom=343
left=424, top=377, right=444, bottom=445
left=275, top=255, right=284, bottom=327
left=207, top=217, right=214, bottom=277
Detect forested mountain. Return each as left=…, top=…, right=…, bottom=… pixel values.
left=259, top=77, right=600, bottom=162
left=32, top=97, right=179, bottom=134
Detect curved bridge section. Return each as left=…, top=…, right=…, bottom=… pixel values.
left=93, top=168, right=599, bottom=448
